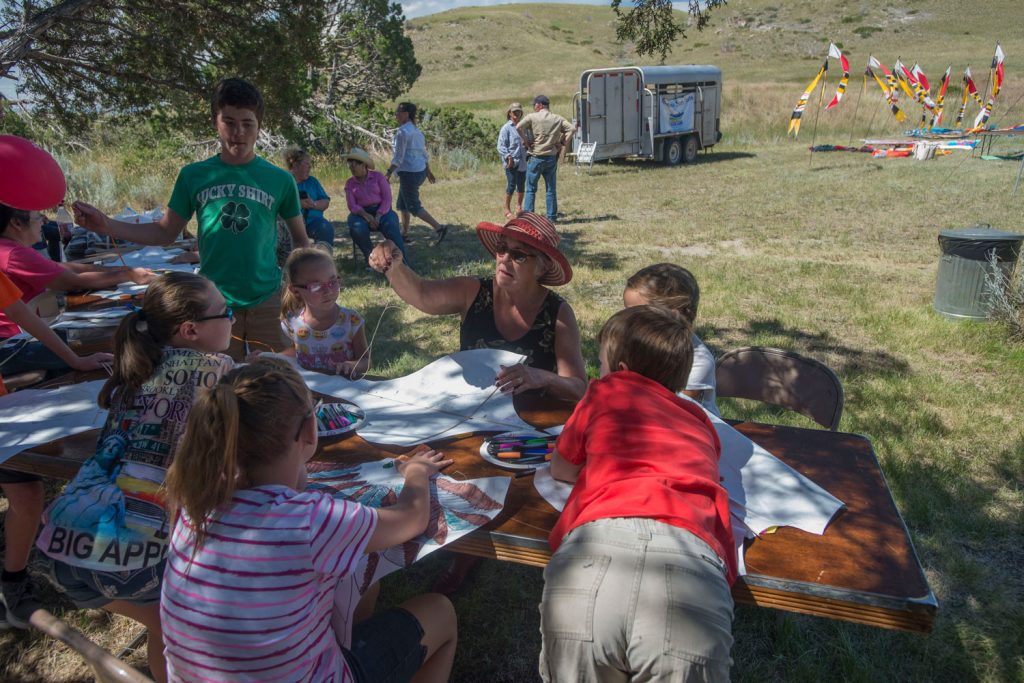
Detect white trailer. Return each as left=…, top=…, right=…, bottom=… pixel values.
left=572, top=65, right=722, bottom=166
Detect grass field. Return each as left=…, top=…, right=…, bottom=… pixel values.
left=2, top=1, right=1024, bottom=680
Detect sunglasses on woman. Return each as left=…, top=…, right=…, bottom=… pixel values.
left=494, top=243, right=536, bottom=265
left=195, top=307, right=234, bottom=322
left=295, top=277, right=341, bottom=294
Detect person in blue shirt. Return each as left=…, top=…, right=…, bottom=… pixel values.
left=284, top=146, right=335, bottom=251
left=497, top=102, right=528, bottom=219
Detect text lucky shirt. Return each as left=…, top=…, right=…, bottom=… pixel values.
left=168, top=155, right=301, bottom=308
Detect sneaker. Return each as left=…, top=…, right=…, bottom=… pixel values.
left=0, top=576, right=42, bottom=630
left=0, top=601, right=11, bottom=631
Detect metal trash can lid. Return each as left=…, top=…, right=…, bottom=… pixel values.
left=938, top=224, right=1024, bottom=261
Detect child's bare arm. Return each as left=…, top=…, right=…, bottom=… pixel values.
left=337, top=326, right=370, bottom=378
left=366, top=446, right=452, bottom=552
left=284, top=215, right=311, bottom=250
left=73, top=202, right=188, bottom=246
left=549, top=448, right=582, bottom=483
left=4, top=298, right=113, bottom=371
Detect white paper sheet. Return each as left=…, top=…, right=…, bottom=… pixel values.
left=289, top=349, right=538, bottom=445
left=709, top=409, right=844, bottom=536
left=98, top=246, right=185, bottom=269
left=0, top=381, right=107, bottom=465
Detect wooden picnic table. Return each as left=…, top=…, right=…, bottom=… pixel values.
left=3, top=388, right=935, bottom=633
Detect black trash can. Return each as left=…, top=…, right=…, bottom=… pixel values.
left=934, top=225, right=1024, bottom=320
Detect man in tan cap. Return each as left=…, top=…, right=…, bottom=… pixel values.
left=516, top=95, right=574, bottom=223
left=497, top=102, right=527, bottom=218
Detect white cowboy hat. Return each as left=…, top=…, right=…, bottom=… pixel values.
left=342, top=147, right=375, bottom=171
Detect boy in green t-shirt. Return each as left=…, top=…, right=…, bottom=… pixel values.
left=74, top=78, right=311, bottom=360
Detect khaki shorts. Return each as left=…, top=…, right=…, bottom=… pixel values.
left=540, top=517, right=734, bottom=683
left=225, top=289, right=288, bottom=361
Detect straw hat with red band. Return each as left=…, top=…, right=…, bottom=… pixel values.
left=0, top=135, right=67, bottom=211
left=475, top=212, right=573, bottom=286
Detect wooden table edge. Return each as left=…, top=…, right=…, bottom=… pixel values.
left=447, top=530, right=937, bottom=634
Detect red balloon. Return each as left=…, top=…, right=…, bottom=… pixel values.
left=0, top=135, right=67, bottom=211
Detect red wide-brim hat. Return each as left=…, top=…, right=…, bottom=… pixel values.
left=476, top=212, right=572, bottom=286
left=0, top=135, right=66, bottom=210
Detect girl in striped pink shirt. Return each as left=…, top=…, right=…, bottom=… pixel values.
left=162, top=358, right=457, bottom=682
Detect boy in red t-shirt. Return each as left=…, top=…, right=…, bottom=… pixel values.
left=542, top=305, right=735, bottom=683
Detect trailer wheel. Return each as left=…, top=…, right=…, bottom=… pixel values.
left=682, top=135, right=699, bottom=164
left=663, top=137, right=684, bottom=166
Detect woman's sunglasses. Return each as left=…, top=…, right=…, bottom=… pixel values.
left=494, top=243, right=536, bottom=265
left=295, top=277, right=341, bottom=294
left=195, top=307, right=234, bottom=322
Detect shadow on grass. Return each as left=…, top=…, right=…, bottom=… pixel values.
left=558, top=227, right=623, bottom=273
left=554, top=213, right=620, bottom=225
left=588, top=150, right=757, bottom=171
left=703, top=317, right=911, bottom=377
left=697, top=150, right=758, bottom=164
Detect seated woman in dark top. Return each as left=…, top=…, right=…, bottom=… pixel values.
left=369, top=212, right=586, bottom=401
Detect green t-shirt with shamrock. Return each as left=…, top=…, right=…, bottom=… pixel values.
left=168, top=155, right=301, bottom=308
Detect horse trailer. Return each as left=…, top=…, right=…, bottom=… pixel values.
left=572, top=65, right=722, bottom=165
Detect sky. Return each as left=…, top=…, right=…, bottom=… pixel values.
left=401, top=0, right=609, bottom=20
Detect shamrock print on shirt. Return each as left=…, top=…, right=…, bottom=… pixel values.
left=220, top=201, right=251, bottom=234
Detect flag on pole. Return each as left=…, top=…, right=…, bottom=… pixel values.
left=868, top=56, right=907, bottom=123
left=974, top=43, right=1006, bottom=129
left=932, top=66, right=951, bottom=127
left=825, top=43, right=850, bottom=110
left=789, top=56, right=828, bottom=137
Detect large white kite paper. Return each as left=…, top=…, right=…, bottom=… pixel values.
left=310, top=460, right=511, bottom=646
left=531, top=405, right=845, bottom=576
left=0, top=381, right=107, bottom=465
left=288, top=349, right=538, bottom=445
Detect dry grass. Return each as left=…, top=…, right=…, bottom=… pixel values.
left=5, top=1, right=1024, bottom=680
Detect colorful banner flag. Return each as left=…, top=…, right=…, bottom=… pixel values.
left=867, top=56, right=907, bottom=123
left=789, top=56, right=827, bottom=137
left=974, top=43, right=1006, bottom=129
left=932, top=66, right=951, bottom=127
left=825, top=43, right=850, bottom=110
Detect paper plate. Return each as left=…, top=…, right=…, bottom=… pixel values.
left=479, top=430, right=556, bottom=471
left=316, top=399, right=366, bottom=438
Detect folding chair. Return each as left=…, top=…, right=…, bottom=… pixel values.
left=715, top=346, right=845, bottom=430
left=29, top=609, right=154, bottom=683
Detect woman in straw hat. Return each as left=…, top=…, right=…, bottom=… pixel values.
left=497, top=102, right=528, bottom=218
left=371, top=211, right=586, bottom=594
left=369, top=211, right=586, bottom=401
left=342, top=147, right=408, bottom=268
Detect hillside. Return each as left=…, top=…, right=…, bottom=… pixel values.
left=406, top=1, right=1023, bottom=134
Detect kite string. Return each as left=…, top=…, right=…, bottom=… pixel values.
left=348, top=298, right=397, bottom=381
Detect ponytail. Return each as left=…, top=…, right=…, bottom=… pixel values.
left=98, top=272, right=214, bottom=408
left=281, top=247, right=336, bottom=320
left=164, top=381, right=241, bottom=552
left=165, top=358, right=313, bottom=551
